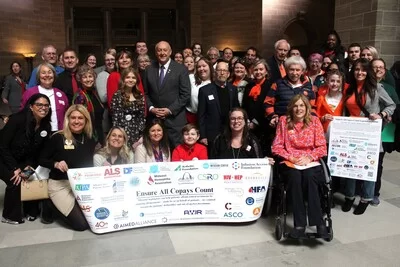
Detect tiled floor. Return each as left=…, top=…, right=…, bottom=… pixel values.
left=1, top=152, right=400, bottom=266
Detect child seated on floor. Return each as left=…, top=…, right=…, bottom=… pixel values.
left=171, top=123, right=208, bottom=161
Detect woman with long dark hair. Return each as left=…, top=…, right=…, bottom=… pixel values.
left=341, top=58, right=395, bottom=215
left=111, top=67, right=146, bottom=149
left=0, top=93, right=51, bottom=224
left=211, top=108, right=263, bottom=159
left=134, top=118, right=170, bottom=163
left=2, top=61, right=26, bottom=113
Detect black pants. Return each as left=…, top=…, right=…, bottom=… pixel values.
left=0, top=162, right=39, bottom=221
left=375, top=152, right=385, bottom=197
left=281, top=164, right=325, bottom=227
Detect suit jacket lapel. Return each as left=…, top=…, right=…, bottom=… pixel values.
left=212, top=84, right=222, bottom=116
left=160, top=61, right=173, bottom=90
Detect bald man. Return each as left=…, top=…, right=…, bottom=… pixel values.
left=143, top=41, right=191, bottom=148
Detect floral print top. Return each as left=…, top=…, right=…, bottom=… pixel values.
left=111, top=91, right=145, bottom=147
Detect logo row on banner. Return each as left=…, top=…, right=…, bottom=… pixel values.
left=68, top=159, right=272, bottom=234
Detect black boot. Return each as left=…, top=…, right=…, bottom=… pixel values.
left=341, top=198, right=355, bottom=212
left=353, top=201, right=369, bottom=215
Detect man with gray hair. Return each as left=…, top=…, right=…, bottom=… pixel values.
left=27, top=44, right=64, bottom=88
left=207, top=47, right=220, bottom=68
left=267, top=39, right=291, bottom=83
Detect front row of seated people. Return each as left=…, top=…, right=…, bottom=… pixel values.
left=0, top=85, right=394, bottom=236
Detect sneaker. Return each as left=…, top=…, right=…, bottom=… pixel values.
left=1, top=217, right=25, bottom=225
left=26, top=215, right=37, bottom=222
left=370, top=196, right=380, bottom=206
left=341, top=198, right=355, bottom=212
left=354, top=201, right=369, bottom=215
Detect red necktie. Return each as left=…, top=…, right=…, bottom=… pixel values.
left=71, top=72, right=79, bottom=93
left=279, top=62, right=286, bottom=78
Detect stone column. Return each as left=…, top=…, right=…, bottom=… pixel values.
left=335, top=0, right=400, bottom=66
left=140, top=9, right=148, bottom=42
left=103, top=8, right=112, bottom=49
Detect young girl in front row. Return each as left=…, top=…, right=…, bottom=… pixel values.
left=172, top=124, right=208, bottom=161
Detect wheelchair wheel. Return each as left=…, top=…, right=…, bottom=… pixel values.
left=275, top=218, right=283, bottom=240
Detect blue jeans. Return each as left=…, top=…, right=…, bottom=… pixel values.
left=344, top=179, right=375, bottom=201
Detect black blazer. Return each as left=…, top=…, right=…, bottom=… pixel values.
left=0, top=111, right=50, bottom=171
left=143, top=59, right=191, bottom=147
left=198, top=82, right=239, bottom=142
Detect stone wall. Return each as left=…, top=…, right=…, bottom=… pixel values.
left=335, top=0, right=400, bottom=67
left=0, top=0, right=66, bottom=76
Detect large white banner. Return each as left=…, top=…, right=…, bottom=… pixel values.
left=327, top=116, right=382, bottom=182
left=67, top=159, right=271, bottom=234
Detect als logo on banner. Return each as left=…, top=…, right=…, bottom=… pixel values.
left=94, top=207, right=110, bottom=220
left=248, top=186, right=266, bottom=193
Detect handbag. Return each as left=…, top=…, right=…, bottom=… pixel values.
left=20, top=166, right=50, bottom=201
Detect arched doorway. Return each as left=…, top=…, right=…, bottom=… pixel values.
left=283, top=19, right=315, bottom=57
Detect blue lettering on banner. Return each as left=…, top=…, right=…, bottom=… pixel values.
left=248, top=186, right=266, bottom=193
left=246, top=197, right=254, bottom=205
left=123, top=167, right=133, bottom=174
left=224, top=212, right=243, bottom=218
left=94, top=207, right=110, bottom=220
left=184, top=210, right=203, bottom=215
left=75, top=184, right=90, bottom=191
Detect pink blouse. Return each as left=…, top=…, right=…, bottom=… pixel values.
left=272, top=116, right=327, bottom=161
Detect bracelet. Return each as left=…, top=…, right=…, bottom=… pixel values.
left=378, top=112, right=384, bottom=119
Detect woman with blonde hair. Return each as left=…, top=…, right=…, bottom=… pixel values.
left=94, top=126, right=134, bottom=166
left=39, top=104, right=96, bottom=230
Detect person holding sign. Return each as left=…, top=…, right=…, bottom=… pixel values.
left=272, top=94, right=328, bottom=239
left=341, top=58, right=395, bottom=214
left=171, top=124, right=208, bottom=161
left=134, top=119, right=170, bottom=163
left=39, top=105, right=96, bottom=230
left=0, top=94, right=51, bottom=224
left=211, top=108, right=263, bottom=159
left=94, top=127, right=134, bottom=166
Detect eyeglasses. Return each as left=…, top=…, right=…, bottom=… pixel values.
left=372, top=66, right=385, bottom=70
left=34, top=103, right=50, bottom=109
left=216, top=69, right=229, bottom=73
left=105, top=59, right=115, bottom=62
left=230, top=117, right=244, bottom=122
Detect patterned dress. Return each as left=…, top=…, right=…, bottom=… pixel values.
left=111, top=91, right=145, bottom=147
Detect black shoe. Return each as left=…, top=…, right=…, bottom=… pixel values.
left=1, top=217, right=25, bottom=225
left=26, top=215, right=37, bottom=222
left=353, top=201, right=369, bottom=215
left=40, top=201, right=54, bottom=224
left=341, top=198, right=355, bottom=212
left=317, top=225, right=329, bottom=239
left=289, top=227, right=306, bottom=239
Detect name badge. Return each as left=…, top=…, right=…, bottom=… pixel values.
left=208, top=95, right=214, bottom=100
left=64, top=139, right=75, bottom=150
left=246, top=145, right=252, bottom=151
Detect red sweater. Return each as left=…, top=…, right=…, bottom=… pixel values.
left=171, top=143, right=208, bottom=161
left=106, top=71, right=145, bottom=108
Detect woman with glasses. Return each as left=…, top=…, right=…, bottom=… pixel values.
left=96, top=48, right=116, bottom=105
left=211, top=108, right=263, bottom=159
left=361, top=46, right=396, bottom=88
left=0, top=93, right=52, bottom=224
left=21, top=63, right=69, bottom=132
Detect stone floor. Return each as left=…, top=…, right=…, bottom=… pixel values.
left=1, top=152, right=400, bottom=267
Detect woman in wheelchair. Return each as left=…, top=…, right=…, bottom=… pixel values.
left=272, top=94, right=329, bottom=239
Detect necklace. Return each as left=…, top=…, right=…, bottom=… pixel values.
left=232, top=147, right=241, bottom=159
left=74, top=135, right=85, bottom=144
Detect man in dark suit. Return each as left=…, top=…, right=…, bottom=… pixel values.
left=143, top=41, right=191, bottom=149
left=267, top=39, right=290, bottom=83
left=198, top=60, right=239, bottom=154
left=344, top=43, right=361, bottom=81
left=54, top=48, right=80, bottom=104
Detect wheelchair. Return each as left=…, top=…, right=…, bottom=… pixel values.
left=274, top=158, right=333, bottom=241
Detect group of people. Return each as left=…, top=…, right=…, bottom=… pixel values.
left=0, top=31, right=399, bottom=239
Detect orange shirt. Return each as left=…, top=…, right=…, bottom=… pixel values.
left=344, top=81, right=366, bottom=117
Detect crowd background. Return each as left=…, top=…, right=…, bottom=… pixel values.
left=0, top=31, right=399, bottom=237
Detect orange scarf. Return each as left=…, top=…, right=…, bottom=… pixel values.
left=248, top=78, right=265, bottom=101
